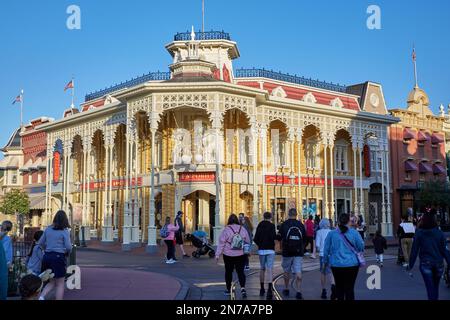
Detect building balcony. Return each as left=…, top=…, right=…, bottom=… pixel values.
left=174, top=30, right=231, bottom=41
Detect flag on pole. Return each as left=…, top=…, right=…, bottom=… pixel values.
left=64, top=79, right=74, bottom=92
left=12, top=94, right=22, bottom=105
left=412, top=47, right=416, bottom=62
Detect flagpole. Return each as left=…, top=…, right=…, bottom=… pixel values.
left=202, top=0, right=205, bottom=33
left=71, top=77, right=75, bottom=109
left=20, top=89, right=24, bottom=130
left=413, top=45, right=418, bottom=88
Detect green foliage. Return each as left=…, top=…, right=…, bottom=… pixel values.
left=0, top=189, right=30, bottom=215
left=417, top=179, right=450, bottom=208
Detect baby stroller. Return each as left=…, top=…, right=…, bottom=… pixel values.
left=187, top=230, right=215, bottom=259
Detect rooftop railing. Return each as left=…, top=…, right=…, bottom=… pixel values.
left=174, top=30, right=231, bottom=41
left=235, top=68, right=347, bottom=93
left=85, top=71, right=171, bottom=102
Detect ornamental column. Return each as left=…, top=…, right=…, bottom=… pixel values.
left=261, top=125, right=268, bottom=211
left=358, top=141, right=365, bottom=216
left=323, top=138, right=329, bottom=218
left=384, top=143, right=393, bottom=236
left=146, top=112, right=158, bottom=252
left=380, top=146, right=387, bottom=236
left=352, top=139, right=359, bottom=215
left=329, top=141, right=336, bottom=221
left=251, top=123, right=259, bottom=229
left=131, top=135, right=140, bottom=245
left=122, top=119, right=133, bottom=251
left=211, top=109, right=224, bottom=246
left=82, top=135, right=92, bottom=240
left=296, top=129, right=303, bottom=214
left=44, top=134, right=53, bottom=226
left=102, top=132, right=114, bottom=243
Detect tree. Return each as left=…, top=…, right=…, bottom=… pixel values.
left=0, top=189, right=30, bottom=216
left=416, top=179, right=450, bottom=209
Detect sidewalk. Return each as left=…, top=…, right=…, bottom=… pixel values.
left=64, top=267, right=185, bottom=300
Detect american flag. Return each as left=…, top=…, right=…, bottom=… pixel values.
left=64, top=79, right=74, bottom=91
left=412, top=47, right=416, bottom=62
left=12, top=94, right=22, bottom=105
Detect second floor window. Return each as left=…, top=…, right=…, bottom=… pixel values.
left=334, top=141, right=348, bottom=173
left=306, top=139, right=320, bottom=170
left=370, top=150, right=383, bottom=172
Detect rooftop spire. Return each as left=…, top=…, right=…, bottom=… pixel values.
left=412, top=45, right=419, bottom=88
left=191, top=26, right=196, bottom=41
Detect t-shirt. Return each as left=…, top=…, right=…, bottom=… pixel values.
left=315, top=228, right=332, bottom=257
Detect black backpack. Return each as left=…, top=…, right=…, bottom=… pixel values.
left=284, top=226, right=303, bottom=255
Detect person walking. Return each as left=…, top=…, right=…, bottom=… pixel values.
left=304, top=215, right=314, bottom=257
left=161, top=216, right=179, bottom=264
left=238, top=213, right=254, bottom=271
left=1, top=221, right=13, bottom=269
left=253, top=211, right=277, bottom=300
left=372, top=230, right=387, bottom=267
left=215, top=214, right=250, bottom=298
left=26, top=230, right=44, bottom=275
left=315, top=218, right=336, bottom=300
left=323, top=213, right=364, bottom=301
left=37, top=211, right=72, bottom=300
left=356, top=214, right=366, bottom=240
left=408, top=210, right=450, bottom=301
left=174, top=211, right=189, bottom=259
left=277, top=208, right=306, bottom=300
left=0, top=229, right=8, bottom=300
left=397, top=217, right=415, bottom=268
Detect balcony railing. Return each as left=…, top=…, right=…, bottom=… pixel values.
left=85, top=71, right=171, bottom=102
left=174, top=30, right=231, bottom=41
left=235, top=68, right=347, bottom=93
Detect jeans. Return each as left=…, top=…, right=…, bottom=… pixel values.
left=165, top=240, right=175, bottom=261
left=223, top=255, right=246, bottom=291
left=419, top=262, right=444, bottom=301
left=304, top=237, right=314, bottom=254
left=331, top=266, right=359, bottom=300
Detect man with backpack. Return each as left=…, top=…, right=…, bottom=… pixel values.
left=277, top=208, right=306, bottom=300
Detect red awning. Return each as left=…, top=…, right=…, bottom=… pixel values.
left=431, top=133, right=444, bottom=144
left=405, top=160, right=418, bottom=172
left=433, top=164, right=446, bottom=175
left=419, top=162, right=432, bottom=173
left=403, top=128, right=416, bottom=140
left=417, top=131, right=430, bottom=142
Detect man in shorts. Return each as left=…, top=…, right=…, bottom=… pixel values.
left=277, top=208, right=306, bottom=300
left=254, top=211, right=277, bottom=300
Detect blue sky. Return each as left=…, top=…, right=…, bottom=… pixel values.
left=1, top=0, right=449, bottom=148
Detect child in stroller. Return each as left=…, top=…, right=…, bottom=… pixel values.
left=187, top=230, right=216, bottom=259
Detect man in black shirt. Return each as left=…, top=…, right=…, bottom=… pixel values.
left=277, top=208, right=306, bottom=300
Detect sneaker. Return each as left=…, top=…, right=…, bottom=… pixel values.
left=245, top=266, right=250, bottom=271
left=304, top=252, right=311, bottom=256
left=403, top=263, right=408, bottom=268
left=166, top=259, right=175, bottom=264
left=296, top=292, right=304, bottom=300
left=224, top=290, right=231, bottom=296
left=259, top=288, right=266, bottom=297
left=380, top=262, right=384, bottom=268
left=311, top=254, right=316, bottom=259
left=266, top=290, right=273, bottom=300
left=321, top=289, right=327, bottom=300
left=282, top=289, right=290, bottom=297
left=330, top=285, right=337, bottom=301
left=241, top=288, right=247, bottom=299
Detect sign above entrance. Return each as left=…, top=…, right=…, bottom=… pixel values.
left=179, top=172, right=216, bottom=183
left=265, top=175, right=354, bottom=188
left=81, top=177, right=143, bottom=191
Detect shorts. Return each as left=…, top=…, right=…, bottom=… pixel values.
left=259, top=254, right=275, bottom=270
left=175, top=232, right=184, bottom=245
left=41, top=252, right=67, bottom=279
left=282, top=256, right=303, bottom=274
left=319, top=256, right=331, bottom=275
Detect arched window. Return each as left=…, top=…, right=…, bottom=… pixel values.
left=271, top=129, right=287, bottom=169
left=334, top=139, right=349, bottom=173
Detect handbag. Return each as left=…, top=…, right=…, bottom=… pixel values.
left=338, top=232, right=366, bottom=268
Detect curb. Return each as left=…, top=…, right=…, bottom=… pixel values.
left=174, top=277, right=191, bottom=300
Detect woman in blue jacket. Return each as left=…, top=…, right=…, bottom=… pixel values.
left=323, top=213, right=365, bottom=300
left=0, top=231, right=8, bottom=300
left=408, top=210, right=450, bottom=300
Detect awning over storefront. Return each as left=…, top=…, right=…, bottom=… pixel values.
left=29, top=195, right=46, bottom=210
left=20, top=159, right=33, bottom=172
left=405, top=160, right=418, bottom=172
left=417, top=131, right=430, bottom=142
left=431, top=133, right=444, bottom=144
left=419, top=162, right=432, bottom=173
left=433, top=164, right=446, bottom=175
left=403, top=128, right=416, bottom=140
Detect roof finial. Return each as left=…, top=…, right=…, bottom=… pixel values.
left=191, top=26, right=196, bottom=41
left=439, top=104, right=445, bottom=117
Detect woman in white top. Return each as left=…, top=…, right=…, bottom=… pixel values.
left=315, top=218, right=336, bottom=300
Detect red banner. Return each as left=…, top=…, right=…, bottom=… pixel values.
left=81, top=177, right=143, bottom=191
left=53, top=151, right=60, bottom=184
left=265, top=175, right=353, bottom=187
left=179, top=172, right=216, bottom=183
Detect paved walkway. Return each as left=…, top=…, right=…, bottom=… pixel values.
left=64, top=267, right=183, bottom=300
